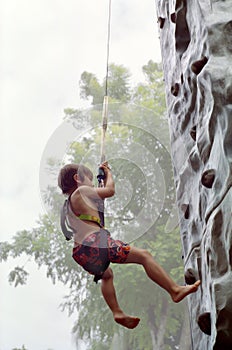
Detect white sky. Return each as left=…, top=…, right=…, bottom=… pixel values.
left=0, top=1, right=161, bottom=349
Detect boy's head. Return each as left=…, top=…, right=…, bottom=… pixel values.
left=58, top=163, right=93, bottom=195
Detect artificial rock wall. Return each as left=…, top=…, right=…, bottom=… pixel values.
left=155, top=1, right=232, bottom=349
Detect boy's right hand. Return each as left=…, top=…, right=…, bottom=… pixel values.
left=100, top=162, right=111, bottom=174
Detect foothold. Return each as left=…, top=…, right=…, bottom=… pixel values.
left=171, top=83, right=180, bottom=97
left=229, top=246, right=232, bottom=269
left=197, top=312, right=211, bottom=335
left=190, top=125, right=197, bottom=141
left=175, top=0, right=190, bottom=55
left=184, top=268, right=198, bottom=285
left=171, top=13, right=176, bottom=23
left=189, top=151, right=201, bottom=172
left=181, top=204, right=190, bottom=219
left=191, top=56, right=208, bottom=75
left=181, top=74, right=184, bottom=84
left=158, top=17, right=165, bottom=29
left=201, top=169, right=215, bottom=188
left=223, top=20, right=232, bottom=53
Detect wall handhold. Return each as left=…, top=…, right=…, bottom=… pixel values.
left=190, top=125, right=197, bottom=141
left=191, top=56, right=208, bottom=75
left=201, top=169, right=215, bottom=188
left=158, top=17, right=165, bottom=29
left=197, top=312, right=211, bottom=335
left=189, top=151, right=201, bottom=172
left=184, top=268, right=198, bottom=284
left=175, top=0, right=190, bottom=55
left=171, top=13, right=176, bottom=23
left=171, top=83, right=180, bottom=96
left=181, top=203, right=190, bottom=219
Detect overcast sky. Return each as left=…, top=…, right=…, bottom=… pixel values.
left=0, top=1, right=161, bottom=349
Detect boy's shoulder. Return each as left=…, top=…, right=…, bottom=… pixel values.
left=71, top=186, right=97, bottom=199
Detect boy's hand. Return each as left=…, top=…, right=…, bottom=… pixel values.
left=100, top=162, right=113, bottom=188
left=95, top=161, right=115, bottom=197
left=100, top=161, right=111, bottom=174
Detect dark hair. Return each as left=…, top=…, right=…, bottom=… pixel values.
left=58, top=164, right=93, bottom=194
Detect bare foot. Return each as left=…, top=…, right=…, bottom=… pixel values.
left=172, top=280, right=201, bottom=303
left=114, top=312, right=140, bottom=329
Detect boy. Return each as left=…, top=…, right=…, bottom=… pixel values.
left=58, top=162, right=200, bottom=329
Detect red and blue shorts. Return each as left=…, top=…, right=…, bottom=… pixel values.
left=72, top=230, right=130, bottom=276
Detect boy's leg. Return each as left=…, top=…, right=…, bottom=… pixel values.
left=101, top=267, right=140, bottom=329
left=124, top=247, right=200, bottom=303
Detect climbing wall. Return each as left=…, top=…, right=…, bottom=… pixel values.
left=155, top=1, right=232, bottom=349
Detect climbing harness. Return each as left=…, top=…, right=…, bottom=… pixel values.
left=60, top=197, right=110, bottom=283
left=60, top=198, right=103, bottom=241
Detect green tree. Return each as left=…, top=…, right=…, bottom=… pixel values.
left=79, top=63, right=131, bottom=105
left=1, top=61, right=190, bottom=350
left=106, top=63, right=131, bottom=102
left=79, top=71, right=104, bottom=105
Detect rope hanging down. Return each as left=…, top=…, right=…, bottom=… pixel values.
left=97, top=0, right=112, bottom=227
left=100, top=0, right=112, bottom=165
left=105, top=0, right=112, bottom=98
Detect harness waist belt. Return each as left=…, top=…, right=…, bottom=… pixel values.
left=77, top=214, right=102, bottom=226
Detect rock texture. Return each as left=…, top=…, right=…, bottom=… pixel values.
left=155, top=1, right=232, bottom=349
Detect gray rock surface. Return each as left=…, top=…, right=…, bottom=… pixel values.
left=155, top=1, right=232, bottom=349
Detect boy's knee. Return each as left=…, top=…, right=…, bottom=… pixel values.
left=140, top=249, right=152, bottom=262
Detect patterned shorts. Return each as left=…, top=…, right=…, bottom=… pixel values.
left=72, top=230, right=130, bottom=276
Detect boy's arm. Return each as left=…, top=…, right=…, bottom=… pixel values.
left=79, top=163, right=115, bottom=200
left=101, top=163, right=115, bottom=197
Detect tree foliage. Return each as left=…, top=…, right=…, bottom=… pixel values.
left=1, top=61, right=190, bottom=349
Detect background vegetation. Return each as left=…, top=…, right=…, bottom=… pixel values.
left=2, top=61, right=191, bottom=350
